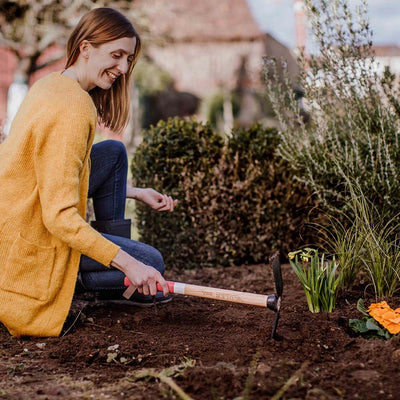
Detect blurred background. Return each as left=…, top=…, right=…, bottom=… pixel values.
left=1, top=0, right=400, bottom=149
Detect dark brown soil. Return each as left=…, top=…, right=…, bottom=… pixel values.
left=1, top=263, right=400, bottom=400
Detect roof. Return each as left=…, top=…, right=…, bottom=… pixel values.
left=134, top=0, right=264, bottom=42
left=373, top=45, right=400, bottom=58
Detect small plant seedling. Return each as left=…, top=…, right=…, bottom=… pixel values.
left=289, top=248, right=341, bottom=313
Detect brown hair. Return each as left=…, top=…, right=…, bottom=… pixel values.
left=65, top=8, right=141, bottom=132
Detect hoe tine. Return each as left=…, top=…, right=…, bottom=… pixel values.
left=269, top=252, right=283, bottom=340
left=271, top=308, right=280, bottom=340
left=270, top=252, right=283, bottom=298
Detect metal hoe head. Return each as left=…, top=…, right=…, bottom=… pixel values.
left=268, top=252, right=283, bottom=340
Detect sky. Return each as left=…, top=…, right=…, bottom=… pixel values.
left=246, top=0, right=400, bottom=49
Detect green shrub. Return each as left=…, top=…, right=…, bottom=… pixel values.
left=131, top=118, right=224, bottom=269
left=132, top=118, right=320, bottom=269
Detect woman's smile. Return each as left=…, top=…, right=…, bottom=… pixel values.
left=106, top=71, right=119, bottom=81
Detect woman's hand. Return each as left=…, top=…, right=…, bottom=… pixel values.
left=111, top=249, right=169, bottom=297
left=127, top=187, right=177, bottom=212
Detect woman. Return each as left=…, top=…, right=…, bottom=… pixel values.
left=0, top=8, right=175, bottom=337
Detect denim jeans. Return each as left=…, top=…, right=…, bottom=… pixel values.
left=87, top=139, right=127, bottom=221
left=79, top=140, right=165, bottom=291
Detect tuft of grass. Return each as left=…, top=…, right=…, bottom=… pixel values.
left=341, top=181, right=400, bottom=298
left=129, top=358, right=195, bottom=400
left=315, top=177, right=400, bottom=298
left=317, top=213, right=362, bottom=290
left=357, top=212, right=400, bottom=298
left=234, top=349, right=262, bottom=400
left=270, top=361, right=309, bottom=400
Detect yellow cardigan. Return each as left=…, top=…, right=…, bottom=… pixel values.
left=0, top=72, right=120, bottom=337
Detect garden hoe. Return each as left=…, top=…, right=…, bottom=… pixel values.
left=123, top=252, right=283, bottom=339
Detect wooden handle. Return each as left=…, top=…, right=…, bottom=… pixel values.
left=184, top=283, right=268, bottom=307
left=156, top=281, right=269, bottom=308
left=123, top=277, right=270, bottom=307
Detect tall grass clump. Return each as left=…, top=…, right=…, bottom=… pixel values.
left=317, top=212, right=363, bottom=290
left=346, top=183, right=400, bottom=297
left=263, top=0, right=400, bottom=222
left=319, top=181, right=400, bottom=297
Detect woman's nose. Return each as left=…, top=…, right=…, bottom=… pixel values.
left=117, top=59, right=129, bottom=74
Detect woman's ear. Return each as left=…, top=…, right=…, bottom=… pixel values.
left=79, top=40, right=91, bottom=60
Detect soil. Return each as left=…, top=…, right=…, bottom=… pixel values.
left=1, top=262, right=400, bottom=400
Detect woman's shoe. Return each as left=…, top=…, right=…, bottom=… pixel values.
left=96, top=289, right=172, bottom=307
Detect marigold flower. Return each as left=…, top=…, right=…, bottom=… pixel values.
left=385, top=324, right=400, bottom=334
left=368, top=301, right=400, bottom=335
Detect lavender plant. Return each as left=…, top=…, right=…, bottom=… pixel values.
left=263, top=0, right=400, bottom=220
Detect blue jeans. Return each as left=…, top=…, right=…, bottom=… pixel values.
left=79, top=140, right=165, bottom=291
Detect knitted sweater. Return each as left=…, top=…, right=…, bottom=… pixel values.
left=0, top=72, right=120, bottom=337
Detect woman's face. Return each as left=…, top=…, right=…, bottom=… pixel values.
left=84, top=37, right=137, bottom=91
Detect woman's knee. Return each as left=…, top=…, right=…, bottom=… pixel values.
left=108, top=140, right=127, bottom=165
left=118, top=238, right=166, bottom=275
left=140, top=245, right=165, bottom=275
left=150, top=247, right=165, bottom=275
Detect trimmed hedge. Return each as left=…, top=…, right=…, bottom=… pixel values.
left=132, top=118, right=319, bottom=269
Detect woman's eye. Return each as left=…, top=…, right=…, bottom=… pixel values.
left=112, top=53, right=122, bottom=59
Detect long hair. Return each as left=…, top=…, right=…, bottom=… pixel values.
left=65, top=8, right=141, bottom=132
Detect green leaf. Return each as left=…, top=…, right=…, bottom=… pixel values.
left=349, top=318, right=369, bottom=333
left=365, top=319, right=380, bottom=331
left=356, top=298, right=369, bottom=317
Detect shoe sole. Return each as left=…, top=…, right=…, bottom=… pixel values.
left=96, top=296, right=173, bottom=308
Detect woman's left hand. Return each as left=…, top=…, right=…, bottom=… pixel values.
left=128, top=187, right=178, bottom=212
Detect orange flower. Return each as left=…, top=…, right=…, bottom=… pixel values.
left=368, top=301, right=400, bottom=335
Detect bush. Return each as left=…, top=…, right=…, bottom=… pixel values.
left=131, top=118, right=224, bottom=269
left=132, top=118, right=319, bottom=269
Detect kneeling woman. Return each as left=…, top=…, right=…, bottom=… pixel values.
left=0, top=8, right=175, bottom=337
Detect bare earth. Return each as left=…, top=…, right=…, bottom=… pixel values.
left=1, top=263, right=399, bottom=399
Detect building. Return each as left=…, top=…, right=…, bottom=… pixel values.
left=0, top=0, right=299, bottom=134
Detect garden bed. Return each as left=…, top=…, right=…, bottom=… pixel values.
left=1, top=263, right=399, bottom=399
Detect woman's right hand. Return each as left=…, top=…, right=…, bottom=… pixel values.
left=127, top=187, right=178, bottom=212
left=111, top=249, right=169, bottom=297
